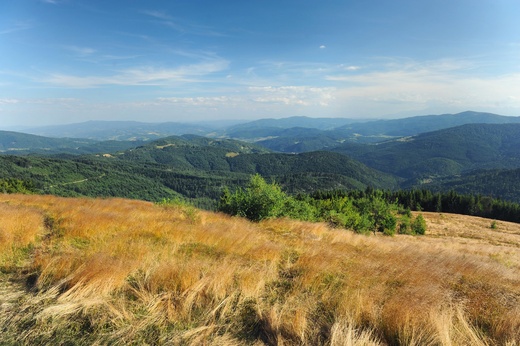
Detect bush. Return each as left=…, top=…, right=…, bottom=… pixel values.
left=218, top=174, right=315, bottom=222
left=398, top=216, right=411, bottom=234
left=411, top=214, right=427, bottom=235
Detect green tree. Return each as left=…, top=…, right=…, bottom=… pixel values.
left=218, top=174, right=288, bottom=221
left=411, top=214, right=427, bottom=235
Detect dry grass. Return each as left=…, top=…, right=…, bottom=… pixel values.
left=0, top=194, right=519, bottom=345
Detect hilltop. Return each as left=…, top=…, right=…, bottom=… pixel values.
left=1, top=194, right=519, bottom=345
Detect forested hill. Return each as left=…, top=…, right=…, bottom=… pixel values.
left=334, top=110, right=520, bottom=137
left=117, top=135, right=400, bottom=190
left=0, top=130, right=147, bottom=155
left=330, top=123, right=520, bottom=179
left=0, top=130, right=96, bottom=152
left=413, top=168, right=520, bottom=202
left=24, top=120, right=213, bottom=141
left=0, top=134, right=398, bottom=205
left=233, top=111, right=520, bottom=151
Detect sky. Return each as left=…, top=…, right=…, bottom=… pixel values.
left=1, top=0, right=520, bottom=127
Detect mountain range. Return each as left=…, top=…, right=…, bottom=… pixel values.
left=2, top=111, right=520, bottom=205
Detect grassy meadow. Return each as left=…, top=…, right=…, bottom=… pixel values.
left=0, top=194, right=519, bottom=345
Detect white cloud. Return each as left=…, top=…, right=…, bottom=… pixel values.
left=326, top=59, right=520, bottom=117
left=248, top=86, right=335, bottom=106
left=157, top=96, right=236, bottom=107
left=0, top=99, right=20, bottom=105
left=320, top=45, right=326, bottom=49
left=64, top=45, right=97, bottom=57
left=0, top=21, right=33, bottom=35
left=44, top=60, right=229, bottom=88
left=142, top=10, right=172, bottom=20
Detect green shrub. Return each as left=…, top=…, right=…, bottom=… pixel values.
left=411, top=214, right=427, bottom=235
left=219, top=174, right=307, bottom=222
left=398, top=216, right=411, bottom=234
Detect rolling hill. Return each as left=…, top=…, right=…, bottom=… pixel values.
left=330, top=123, right=520, bottom=179
left=3, top=111, right=520, bottom=204
left=253, top=111, right=520, bottom=152
left=0, top=130, right=147, bottom=155
left=1, top=194, right=519, bottom=345
left=24, top=120, right=215, bottom=141
left=0, top=134, right=399, bottom=205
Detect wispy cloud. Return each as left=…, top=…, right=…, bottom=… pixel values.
left=64, top=45, right=97, bottom=57
left=323, top=58, right=520, bottom=116
left=41, top=0, right=64, bottom=4
left=141, top=9, right=225, bottom=37
left=249, top=86, right=335, bottom=106
left=157, top=96, right=238, bottom=107
left=156, top=86, right=336, bottom=108
left=0, top=98, right=80, bottom=107
left=44, top=59, right=229, bottom=88
left=141, top=10, right=172, bottom=20
left=0, top=21, right=33, bottom=35
left=0, top=99, right=20, bottom=105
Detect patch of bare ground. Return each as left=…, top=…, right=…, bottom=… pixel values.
left=0, top=194, right=519, bottom=345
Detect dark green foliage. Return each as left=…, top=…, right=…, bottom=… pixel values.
left=218, top=174, right=316, bottom=222
left=232, top=111, right=520, bottom=152
left=0, top=130, right=146, bottom=155
left=389, top=189, right=520, bottom=224
left=0, top=178, right=35, bottom=194
left=417, top=168, right=520, bottom=204
left=411, top=214, right=427, bottom=235
left=218, top=175, right=405, bottom=235
left=331, top=123, right=520, bottom=179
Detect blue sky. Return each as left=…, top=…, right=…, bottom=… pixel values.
left=1, top=0, right=520, bottom=126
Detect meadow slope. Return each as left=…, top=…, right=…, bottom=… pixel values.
left=1, top=194, right=519, bottom=345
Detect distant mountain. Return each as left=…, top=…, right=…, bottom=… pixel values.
left=0, top=130, right=145, bottom=155
left=22, top=111, right=520, bottom=148
left=330, top=123, right=520, bottom=179
left=0, top=133, right=399, bottom=204
left=335, top=111, right=520, bottom=137
left=407, top=168, right=520, bottom=203
left=249, top=111, right=520, bottom=152
left=0, top=130, right=96, bottom=152
left=223, top=116, right=359, bottom=134
left=25, top=120, right=215, bottom=141
left=115, top=135, right=398, bottom=190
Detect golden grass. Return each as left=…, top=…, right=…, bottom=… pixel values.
left=0, top=194, right=519, bottom=345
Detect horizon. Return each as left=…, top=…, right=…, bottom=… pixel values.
left=2, top=1, right=520, bottom=127
left=0, top=110, right=520, bottom=132
left=1, top=109, right=517, bottom=132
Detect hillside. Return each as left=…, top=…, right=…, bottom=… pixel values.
left=0, top=130, right=95, bottom=153
left=0, top=133, right=398, bottom=205
left=1, top=195, right=519, bottom=345
left=0, top=130, right=147, bottom=155
left=331, top=123, right=520, bottom=179
left=335, top=110, right=520, bottom=137
left=119, top=137, right=399, bottom=190
left=410, top=168, right=520, bottom=203
left=237, top=111, right=520, bottom=151
left=24, top=120, right=215, bottom=141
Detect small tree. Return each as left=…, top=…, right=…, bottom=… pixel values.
left=411, top=214, right=427, bottom=235
left=218, top=174, right=287, bottom=222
